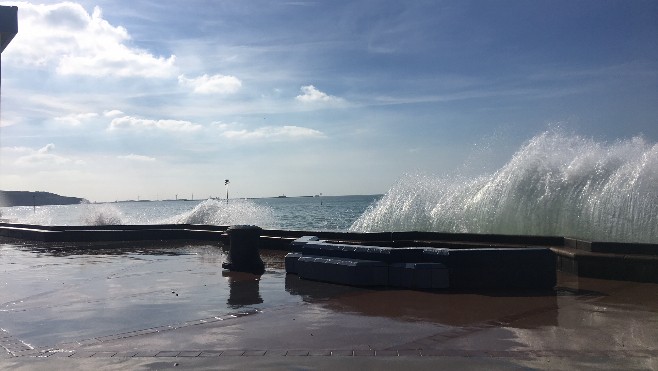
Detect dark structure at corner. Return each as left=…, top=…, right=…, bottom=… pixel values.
left=1, top=6, right=18, bottom=125
left=0, top=6, right=18, bottom=54
left=1, top=222, right=657, bottom=285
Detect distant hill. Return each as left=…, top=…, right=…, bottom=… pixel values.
left=0, top=191, right=87, bottom=207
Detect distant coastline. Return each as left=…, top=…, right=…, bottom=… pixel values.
left=0, top=190, right=87, bottom=207
left=1, top=192, right=384, bottom=207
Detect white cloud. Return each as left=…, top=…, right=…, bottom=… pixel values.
left=54, top=112, right=98, bottom=125
left=14, top=143, right=84, bottom=166
left=3, top=146, right=32, bottom=154
left=118, top=154, right=156, bottom=162
left=38, top=143, right=55, bottom=154
left=109, top=116, right=202, bottom=132
left=104, top=109, right=124, bottom=117
left=296, top=85, right=343, bottom=103
left=178, top=74, right=242, bottom=94
left=6, top=2, right=176, bottom=78
left=218, top=124, right=326, bottom=141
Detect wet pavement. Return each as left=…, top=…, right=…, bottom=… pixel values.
left=1, top=238, right=657, bottom=370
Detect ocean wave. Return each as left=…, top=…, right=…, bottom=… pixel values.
left=350, top=130, right=658, bottom=243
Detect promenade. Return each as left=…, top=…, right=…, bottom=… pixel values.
left=1, top=239, right=656, bottom=370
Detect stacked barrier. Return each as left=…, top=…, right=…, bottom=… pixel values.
left=286, top=236, right=556, bottom=290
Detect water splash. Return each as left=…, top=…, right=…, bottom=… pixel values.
left=350, top=130, right=658, bottom=243
left=80, top=204, right=124, bottom=225
left=167, top=199, right=276, bottom=227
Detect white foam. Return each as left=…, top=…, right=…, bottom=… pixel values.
left=350, top=130, right=658, bottom=243
left=166, top=199, right=276, bottom=227
left=80, top=204, right=124, bottom=225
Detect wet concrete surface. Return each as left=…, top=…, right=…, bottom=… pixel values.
left=1, top=238, right=657, bottom=370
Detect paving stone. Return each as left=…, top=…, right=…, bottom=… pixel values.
left=137, top=328, right=160, bottom=335
left=90, top=352, right=117, bottom=357
left=198, top=351, right=223, bottom=357
left=221, top=350, right=245, bottom=356
left=264, top=349, right=288, bottom=356
left=178, top=351, right=201, bottom=357
left=76, top=338, right=101, bottom=346
left=112, top=352, right=138, bottom=358
left=397, top=349, right=422, bottom=356
left=375, top=350, right=399, bottom=356
left=69, top=351, right=96, bottom=358
left=285, top=350, right=310, bottom=356
left=12, top=349, right=42, bottom=357
left=134, top=351, right=160, bottom=357
left=243, top=350, right=267, bottom=356
left=156, top=351, right=180, bottom=357
left=331, top=350, right=354, bottom=356
left=354, top=349, right=375, bottom=356
left=308, top=350, right=333, bottom=356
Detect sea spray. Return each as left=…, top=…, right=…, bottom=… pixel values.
left=350, top=130, right=658, bottom=244
left=80, top=204, right=124, bottom=225
left=168, top=199, right=276, bottom=227
left=14, top=206, right=61, bottom=226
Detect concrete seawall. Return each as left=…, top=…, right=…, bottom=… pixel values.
left=1, top=222, right=657, bottom=283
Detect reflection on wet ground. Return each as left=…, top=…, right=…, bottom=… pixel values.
left=1, top=239, right=657, bottom=369
left=0, top=241, right=297, bottom=350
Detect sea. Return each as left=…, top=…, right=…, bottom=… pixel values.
left=0, top=195, right=380, bottom=232
left=2, top=130, right=657, bottom=244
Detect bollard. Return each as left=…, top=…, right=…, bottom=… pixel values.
left=222, top=225, right=265, bottom=275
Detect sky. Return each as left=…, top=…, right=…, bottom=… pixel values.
left=0, top=0, right=657, bottom=202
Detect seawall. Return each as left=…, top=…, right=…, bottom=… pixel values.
left=1, top=222, right=657, bottom=283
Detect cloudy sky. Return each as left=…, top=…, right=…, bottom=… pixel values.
left=1, top=0, right=657, bottom=202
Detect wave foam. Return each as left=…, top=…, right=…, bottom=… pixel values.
left=350, top=130, right=658, bottom=243
left=168, top=199, right=276, bottom=227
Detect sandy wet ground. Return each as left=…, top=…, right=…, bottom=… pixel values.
left=1, top=239, right=657, bottom=370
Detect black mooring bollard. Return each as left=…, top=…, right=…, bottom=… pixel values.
left=222, top=225, right=265, bottom=275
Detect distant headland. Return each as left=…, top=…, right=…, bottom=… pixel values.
left=0, top=191, right=87, bottom=207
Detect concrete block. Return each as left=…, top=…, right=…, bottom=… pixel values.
left=296, top=257, right=388, bottom=286
left=290, top=236, right=320, bottom=252
left=389, top=263, right=413, bottom=287
left=422, top=248, right=450, bottom=263
left=299, top=242, right=426, bottom=264
left=394, top=247, right=428, bottom=262
left=298, top=241, right=341, bottom=257
left=447, top=248, right=556, bottom=289
left=432, top=265, right=449, bottom=288
left=284, top=252, right=303, bottom=274
left=389, top=263, right=448, bottom=289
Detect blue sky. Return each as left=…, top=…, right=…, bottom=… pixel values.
left=1, top=0, right=657, bottom=202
